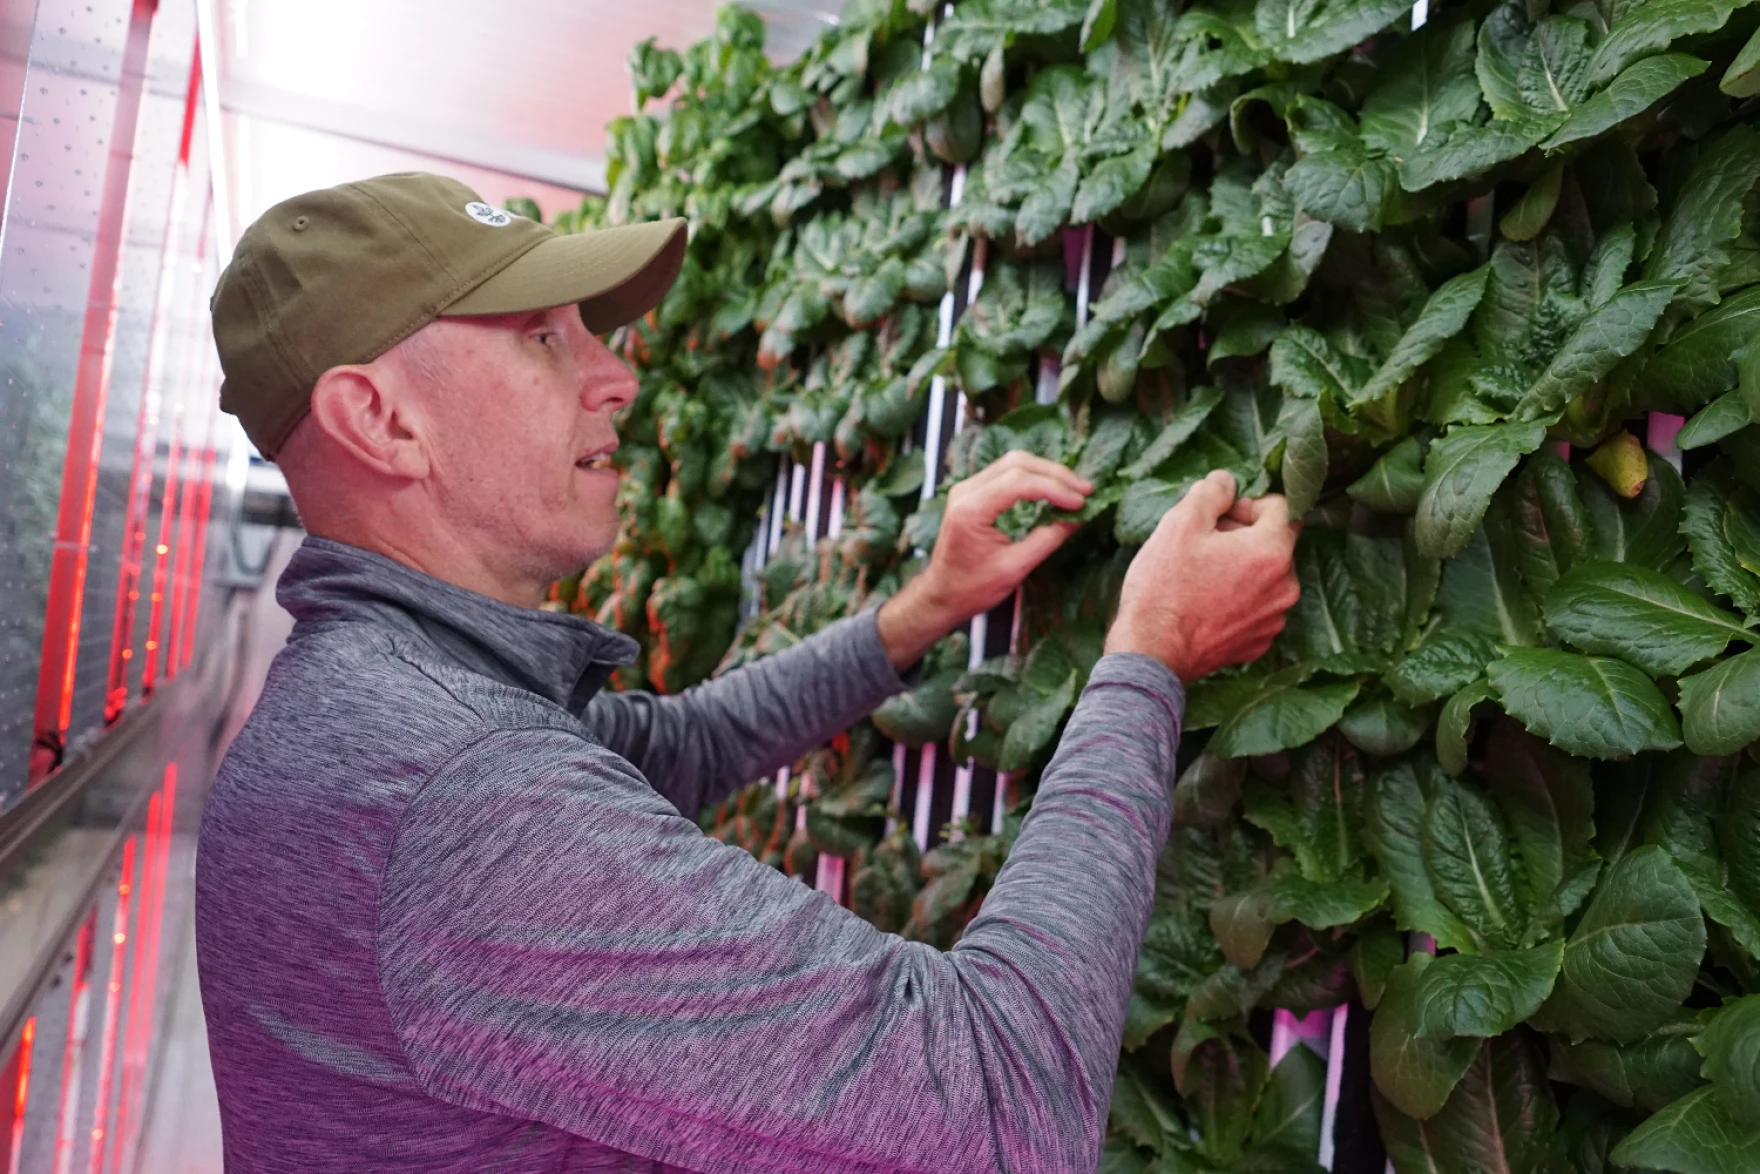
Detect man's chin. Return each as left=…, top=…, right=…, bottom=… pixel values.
left=533, top=507, right=619, bottom=594
left=571, top=524, right=619, bottom=571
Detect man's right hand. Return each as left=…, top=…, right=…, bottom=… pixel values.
left=1105, top=469, right=1301, bottom=682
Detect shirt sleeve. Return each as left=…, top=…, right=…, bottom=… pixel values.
left=377, top=653, right=1182, bottom=1174
left=577, top=609, right=909, bottom=820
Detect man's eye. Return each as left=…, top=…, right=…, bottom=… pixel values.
left=533, top=332, right=557, bottom=347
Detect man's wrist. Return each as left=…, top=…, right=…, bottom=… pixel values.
left=1104, top=611, right=1192, bottom=681
left=876, top=568, right=964, bottom=672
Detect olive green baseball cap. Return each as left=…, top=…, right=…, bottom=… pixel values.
left=212, top=172, right=687, bottom=457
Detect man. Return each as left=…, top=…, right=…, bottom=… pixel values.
left=198, top=173, right=1299, bottom=1173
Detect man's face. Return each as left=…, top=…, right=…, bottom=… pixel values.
left=404, top=305, right=637, bottom=584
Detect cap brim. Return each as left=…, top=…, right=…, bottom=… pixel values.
left=439, top=217, right=688, bottom=331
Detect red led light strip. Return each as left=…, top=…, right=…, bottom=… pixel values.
left=111, top=764, right=176, bottom=1174
left=164, top=463, right=198, bottom=684
left=178, top=370, right=221, bottom=672
left=51, top=913, right=97, bottom=1174
left=139, top=361, right=185, bottom=701
left=139, top=189, right=211, bottom=699
left=105, top=43, right=202, bottom=725
left=29, top=0, right=160, bottom=782
left=103, top=167, right=180, bottom=723
left=109, top=792, right=159, bottom=1173
left=164, top=379, right=212, bottom=683
left=132, top=769, right=177, bottom=1170
left=180, top=440, right=218, bottom=671
left=3, top=1018, right=34, bottom=1174
left=84, top=837, right=136, bottom=1174
left=178, top=43, right=201, bottom=169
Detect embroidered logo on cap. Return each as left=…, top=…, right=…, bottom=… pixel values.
left=464, top=201, right=514, bottom=227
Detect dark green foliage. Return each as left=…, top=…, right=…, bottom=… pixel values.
left=562, top=0, right=1760, bottom=1166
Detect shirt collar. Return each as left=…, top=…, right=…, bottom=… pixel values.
left=275, top=536, right=639, bottom=712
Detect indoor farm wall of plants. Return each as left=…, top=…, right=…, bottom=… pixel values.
left=526, top=0, right=1760, bottom=1168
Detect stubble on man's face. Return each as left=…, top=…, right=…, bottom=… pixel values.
left=404, top=307, right=637, bottom=586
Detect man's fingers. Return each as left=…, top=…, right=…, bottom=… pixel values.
left=1165, top=469, right=1236, bottom=534
left=1276, top=571, right=1301, bottom=609
left=970, top=449, right=1093, bottom=494
left=954, top=466, right=1089, bottom=523
left=1227, top=492, right=1286, bottom=526
left=1225, top=493, right=1299, bottom=565
left=1000, top=521, right=1078, bottom=577
left=1251, top=610, right=1289, bottom=640
left=1244, top=493, right=1292, bottom=534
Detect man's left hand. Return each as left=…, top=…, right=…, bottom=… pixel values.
left=875, top=451, right=1091, bottom=671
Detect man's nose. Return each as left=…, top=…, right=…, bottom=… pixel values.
left=579, top=332, right=639, bottom=414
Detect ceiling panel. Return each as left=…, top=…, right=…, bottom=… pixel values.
left=224, top=112, right=593, bottom=227
left=215, top=0, right=841, bottom=238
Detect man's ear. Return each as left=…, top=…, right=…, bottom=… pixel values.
left=307, top=360, right=431, bottom=480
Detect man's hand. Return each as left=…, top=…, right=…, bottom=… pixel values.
left=1105, top=470, right=1300, bottom=682
left=876, top=451, right=1090, bottom=671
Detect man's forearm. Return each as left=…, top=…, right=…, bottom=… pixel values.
left=874, top=569, right=966, bottom=672
left=580, top=609, right=909, bottom=818
left=949, top=652, right=1185, bottom=1131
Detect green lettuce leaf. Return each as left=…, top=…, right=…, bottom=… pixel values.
left=1436, top=679, right=1497, bottom=776
left=1366, top=759, right=1480, bottom=952
left=1241, top=736, right=1367, bottom=882
left=1535, top=846, right=1706, bottom=1043
left=1643, top=124, right=1760, bottom=316
left=1338, top=695, right=1431, bottom=757
left=1483, top=724, right=1601, bottom=934
left=1587, top=0, right=1752, bottom=87
left=1416, top=420, right=1549, bottom=559
left=1360, top=14, right=1481, bottom=158
left=1488, top=647, right=1683, bottom=759
left=1356, top=267, right=1490, bottom=410
left=1610, top=1084, right=1760, bottom=1173
left=1249, top=1044, right=1327, bottom=1162
left=1683, top=465, right=1760, bottom=615
left=1583, top=453, right=1686, bottom=570
left=1678, top=647, right=1760, bottom=756
left=1514, top=280, right=1678, bottom=419
left=1255, top=0, right=1411, bottom=63
left=1371, top=953, right=1483, bottom=1119
left=1550, top=1016, right=1707, bottom=1111
left=1542, top=561, right=1755, bottom=677
left=1642, top=285, right=1760, bottom=411
left=1422, top=772, right=1526, bottom=950
left=1699, top=995, right=1760, bottom=1126
left=1410, top=940, right=1565, bottom=1041
left=1541, top=54, right=1708, bottom=150
left=1210, top=677, right=1362, bottom=757
left=1348, top=436, right=1426, bottom=514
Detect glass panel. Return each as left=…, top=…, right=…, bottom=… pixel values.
left=67, top=0, right=198, bottom=750
left=0, top=0, right=36, bottom=225
left=0, top=0, right=138, bottom=810
left=135, top=179, right=210, bottom=704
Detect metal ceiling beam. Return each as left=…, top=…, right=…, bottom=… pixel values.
left=220, top=76, right=606, bottom=194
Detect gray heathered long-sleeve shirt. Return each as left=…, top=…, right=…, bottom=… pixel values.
left=195, top=536, right=1185, bottom=1173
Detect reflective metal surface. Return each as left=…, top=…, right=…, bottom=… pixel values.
left=0, top=4, right=243, bottom=1166
left=1, top=627, right=240, bottom=1174
left=0, top=0, right=231, bottom=811
left=68, top=0, right=200, bottom=748
left=0, top=1, right=137, bottom=805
